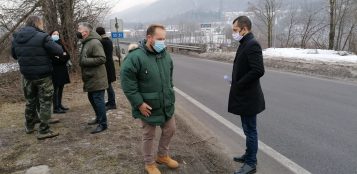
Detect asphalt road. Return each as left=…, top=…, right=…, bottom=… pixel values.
left=171, top=54, right=357, bottom=174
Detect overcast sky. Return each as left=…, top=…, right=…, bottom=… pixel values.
left=111, top=0, right=158, bottom=13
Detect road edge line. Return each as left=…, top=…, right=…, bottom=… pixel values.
left=174, top=87, right=311, bottom=174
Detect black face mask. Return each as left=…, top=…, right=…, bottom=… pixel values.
left=76, top=31, right=83, bottom=39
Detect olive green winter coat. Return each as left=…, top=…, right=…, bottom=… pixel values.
left=120, top=40, right=175, bottom=126
left=79, top=31, right=108, bottom=92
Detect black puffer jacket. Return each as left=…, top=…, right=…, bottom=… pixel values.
left=12, top=26, right=63, bottom=80
left=100, top=36, right=116, bottom=83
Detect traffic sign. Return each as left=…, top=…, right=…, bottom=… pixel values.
left=111, top=32, right=124, bottom=39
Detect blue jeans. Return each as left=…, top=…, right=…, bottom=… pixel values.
left=88, top=90, right=107, bottom=127
left=106, top=83, right=116, bottom=106
left=241, top=115, right=258, bottom=166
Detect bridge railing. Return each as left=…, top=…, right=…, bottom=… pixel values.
left=118, top=41, right=206, bottom=53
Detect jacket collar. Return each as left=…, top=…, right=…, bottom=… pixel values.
left=81, top=31, right=101, bottom=44
left=239, top=32, right=254, bottom=44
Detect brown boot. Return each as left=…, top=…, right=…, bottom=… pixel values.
left=145, top=163, right=161, bottom=174
left=156, top=155, right=179, bottom=169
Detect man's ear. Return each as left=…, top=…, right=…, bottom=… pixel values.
left=147, top=35, right=154, bottom=43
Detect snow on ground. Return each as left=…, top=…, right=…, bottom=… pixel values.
left=0, top=63, right=19, bottom=74
left=264, top=48, right=357, bottom=63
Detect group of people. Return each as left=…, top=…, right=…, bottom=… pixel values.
left=12, top=14, right=265, bottom=174
left=120, top=16, right=265, bottom=174
left=11, top=16, right=118, bottom=139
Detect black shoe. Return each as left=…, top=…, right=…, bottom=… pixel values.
left=234, top=164, right=256, bottom=174
left=87, top=119, right=98, bottom=125
left=233, top=154, right=246, bottom=163
left=60, top=105, right=69, bottom=110
left=90, top=125, right=107, bottom=134
left=105, top=105, right=117, bottom=111
left=53, top=108, right=66, bottom=114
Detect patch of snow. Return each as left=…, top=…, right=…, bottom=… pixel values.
left=263, top=48, right=357, bottom=63
left=0, top=63, right=19, bottom=74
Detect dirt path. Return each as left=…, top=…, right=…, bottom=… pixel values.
left=0, top=75, right=234, bottom=174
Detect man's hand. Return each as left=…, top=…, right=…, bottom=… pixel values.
left=139, top=102, right=152, bottom=117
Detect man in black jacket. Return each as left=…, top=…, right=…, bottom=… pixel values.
left=12, top=16, right=64, bottom=140
left=95, top=27, right=117, bottom=111
left=229, top=16, right=265, bottom=174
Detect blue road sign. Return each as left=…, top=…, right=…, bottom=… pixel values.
left=111, top=32, right=124, bottom=39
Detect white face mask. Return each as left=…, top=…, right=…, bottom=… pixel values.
left=232, top=32, right=244, bottom=41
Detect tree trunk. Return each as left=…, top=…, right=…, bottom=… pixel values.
left=329, top=0, right=336, bottom=50
left=41, top=0, right=59, bottom=32
left=57, top=0, right=79, bottom=71
left=268, top=20, right=273, bottom=47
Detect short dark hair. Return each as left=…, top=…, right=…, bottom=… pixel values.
left=26, top=15, right=42, bottom=29
left=49, top=30, right=59, bottom=36
left=96, top=27, right=106, bottom=35
left=233, top=16, right=252, bottom=31
left=146, top=24, right=165, bottom=36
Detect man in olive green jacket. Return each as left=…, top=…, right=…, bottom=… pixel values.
left=77, top=22, right=108, bottom=134
left=121, top=24, right=178, bottom=174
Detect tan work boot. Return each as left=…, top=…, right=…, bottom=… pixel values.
left=156, top=155, right=179, bottom=169
left=145, top=163, right=161, bottom=174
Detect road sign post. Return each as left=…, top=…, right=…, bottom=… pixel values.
left=110, top=18, right=124, bottom=66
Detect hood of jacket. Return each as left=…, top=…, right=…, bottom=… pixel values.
left=13, top=26, right=43, bottom=44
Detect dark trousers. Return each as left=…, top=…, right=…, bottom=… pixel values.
left=241, top=115, right=258, bottom=166
left=88, top=90, right=107, bottom=127
left=53, top=85, right=64, bottom=109
left=106, top=83, right=116, bottom=106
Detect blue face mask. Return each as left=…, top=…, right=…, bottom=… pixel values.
left=51, top=35, right=60, bottom=41
left=153, top=40, right=166, bottom=53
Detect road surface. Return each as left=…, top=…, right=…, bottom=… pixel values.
left=172, top=54, right=357, bottom=174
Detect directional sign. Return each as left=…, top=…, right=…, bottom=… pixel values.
left=111, top=32, right=124, bottom=39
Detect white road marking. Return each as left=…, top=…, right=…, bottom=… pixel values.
left=174, top=87, right=311, bottom=174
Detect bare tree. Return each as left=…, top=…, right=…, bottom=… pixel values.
left=249, top=0, right=281, bottom=48
left=0, top=0, right=41, bottom=55
left=298, top=3, right=328, bottom=48
left=280, top=6, right=299, bottom=47
left=328, top=0, right=336, bottom=49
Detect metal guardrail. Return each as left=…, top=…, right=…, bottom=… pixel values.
left=118, top=41, right=205, bottom=53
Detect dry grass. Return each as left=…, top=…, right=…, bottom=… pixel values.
left=0, top=74, right=234, bottom=174
left=0, top=71, right=24, bottom=106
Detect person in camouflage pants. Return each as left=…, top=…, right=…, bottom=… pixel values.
left=23, top=76, right=54, bottom=134
left=12, top=16, right=63, bottom=140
